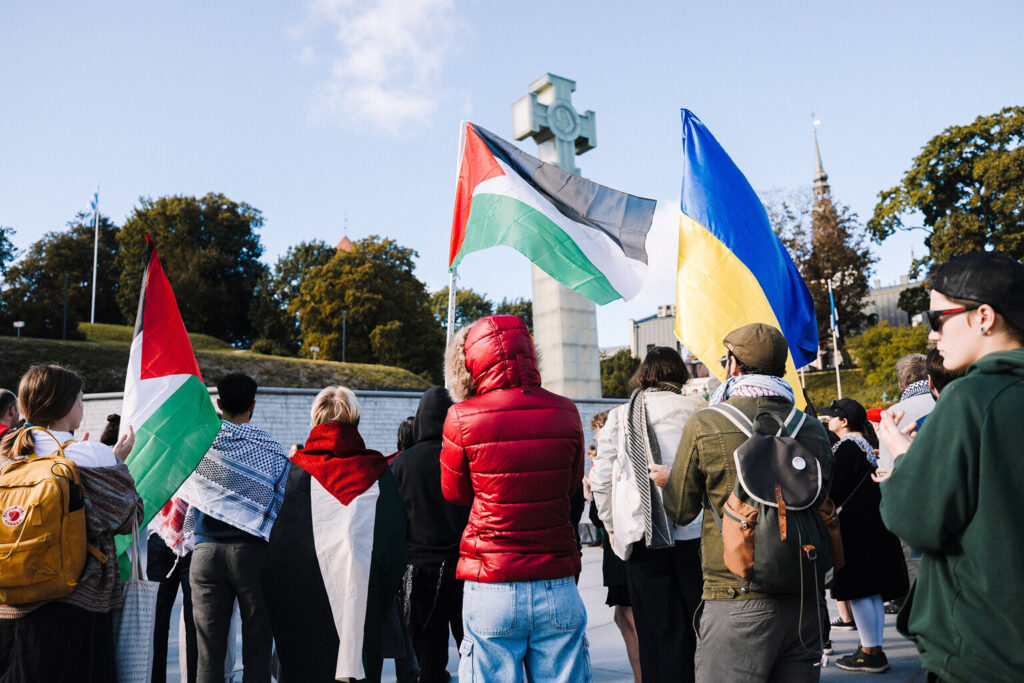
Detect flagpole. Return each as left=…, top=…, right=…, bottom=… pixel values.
left=829, top=278, right=842, bottom=399
left=446, top=268, right=458, bottom=344
left=90, top=186, right=100, bottom=324
left=445, top=268, right=458, bottom=389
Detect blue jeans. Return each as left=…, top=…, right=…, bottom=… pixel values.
left=459, top=577, right=591, bottom=683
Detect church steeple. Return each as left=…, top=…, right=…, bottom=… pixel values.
left=813, top=121, right=831, bottom=203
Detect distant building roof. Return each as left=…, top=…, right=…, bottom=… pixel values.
left=336, top=236, right=353, bottom=252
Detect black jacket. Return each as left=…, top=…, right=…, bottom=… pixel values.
left=831, top=439, right=908, bottom=601
left=390, top=387, right=471, bottom=566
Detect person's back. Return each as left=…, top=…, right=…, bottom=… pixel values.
left=391, top=387, right=469, bottom=682
left=180, top=373, right=289, bottom=683
left=392, top=387, right=468, bottom=565
left=664, top=323, right=833, bottom=683
left=441, top=315, right=589, bottom=682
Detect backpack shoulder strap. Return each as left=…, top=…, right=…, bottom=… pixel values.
left=20, top=426, right=74, bottom=460
left=707, top=403, right=754, bottom=437
left=780, top=407, right=808, bottom=438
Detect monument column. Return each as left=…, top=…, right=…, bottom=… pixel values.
left=511, top=73, right=602, bottom=398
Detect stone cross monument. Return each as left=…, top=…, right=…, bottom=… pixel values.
left=511, top=73, right=601, bottom=398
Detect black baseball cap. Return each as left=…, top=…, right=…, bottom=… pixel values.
left=929, top=251, right=1024, bottom=330
left=824, top=398, right=867, bottom=427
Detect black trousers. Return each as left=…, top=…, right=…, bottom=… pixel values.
left=407, top=563, right=464, bottom=683
left=625, top=539, right=703, bottom=683
left=147, top=534, right=197, bottom=683
left=0, top=601, right=115, bottom=683
left=190, top=542, right=272, bottom=683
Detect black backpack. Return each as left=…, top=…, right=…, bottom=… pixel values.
left=705, top=403, right=841, bottom=595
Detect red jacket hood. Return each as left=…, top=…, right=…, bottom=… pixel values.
left=463, top=315, right=541, bottom=395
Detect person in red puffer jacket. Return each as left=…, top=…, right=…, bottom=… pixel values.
left=441, top=315, right=590, bottom=682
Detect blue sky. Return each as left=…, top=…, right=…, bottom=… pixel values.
left=3, top=1, right=1022, bottom=347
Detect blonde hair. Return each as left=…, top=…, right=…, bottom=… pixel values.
left=310, top=385, right=360, bottom=426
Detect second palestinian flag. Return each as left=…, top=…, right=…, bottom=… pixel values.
left=449, top=122, right=656, bottom=305
left=118, top=237, right=220, bottom=563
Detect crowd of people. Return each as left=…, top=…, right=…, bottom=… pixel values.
left=0, top=250, right=1022, bottom=683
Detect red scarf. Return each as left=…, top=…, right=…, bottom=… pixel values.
left=291, top=422, right=387, bottom=505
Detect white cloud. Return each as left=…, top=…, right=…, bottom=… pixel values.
left=302, top=0, right=457, bottom=135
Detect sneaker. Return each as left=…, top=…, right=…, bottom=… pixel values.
left=831, top=616, right=857, bottom=631
left=821, top=638, right=834, bottom=655
left=835, top=647, right=890, bottom=673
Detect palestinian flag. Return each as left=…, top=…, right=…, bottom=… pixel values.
left=262, top=423, right=406, bottom=683
left=449, top=122, right=657, bottom=305
left=117, top=237, right=220, bottom=562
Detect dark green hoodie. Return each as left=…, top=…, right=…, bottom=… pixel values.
left=880, top=349, right=1024, bottom=683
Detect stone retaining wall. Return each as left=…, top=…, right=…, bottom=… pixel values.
left=82, top=388, right=628, bottom=456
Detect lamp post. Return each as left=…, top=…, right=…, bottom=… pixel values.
left=341, top=310, right=348, bottom=363
left=310, top=345, right=320, bottom=361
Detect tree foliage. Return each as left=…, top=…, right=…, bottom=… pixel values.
left=767, top=191, right=877, bottom=348
left=116, top=193, right=265, bottom=346
left=293, top=235, right=444, bottom=380
left=0, top=226, right=16, bottom=277
left=250, top=240, right=336, bottom=355
left=846, top=321, right=930, bottom=389
left=495, top=297, right=533, bottom=334
left=601, top=348, right=639, bottom=398
left=1, top=215, right=123, bottom=338
left=897, top=284, right=930, bottom=321
left=868, top=106, right=1024, bottom=276
left=430, top=286, right=494, bottom=332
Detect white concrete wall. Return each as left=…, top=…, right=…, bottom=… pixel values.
left=82, top=388, right=626, bottom=457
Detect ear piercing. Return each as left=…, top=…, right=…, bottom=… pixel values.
left=979, top=327, right=986, bottom=334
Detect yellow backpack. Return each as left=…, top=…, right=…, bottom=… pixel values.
left=0, top=426, right=101, bottom=605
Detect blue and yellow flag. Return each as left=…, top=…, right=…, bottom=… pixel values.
left=674, top=110, right=817, bottom=397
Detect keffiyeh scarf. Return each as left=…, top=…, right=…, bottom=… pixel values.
left=627, top=382, right=680, bottom=550
left=708, top=374, right=795, bottom=406
left=901, top=379, right=931, bottom=401
left=177, top=421, right=290, bottom=543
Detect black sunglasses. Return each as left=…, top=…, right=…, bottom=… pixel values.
left=924, top=306, right=979, bottom=332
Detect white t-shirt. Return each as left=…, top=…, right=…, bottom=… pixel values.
left=31, top=429, right=119, bottom=467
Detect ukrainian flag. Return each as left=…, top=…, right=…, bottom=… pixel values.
left=674, top=110, right=817, bottom=398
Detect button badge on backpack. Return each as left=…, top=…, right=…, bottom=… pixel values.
left=791, top=456, right=807, bottom=470
left=2, top=505, right=26, bottom=527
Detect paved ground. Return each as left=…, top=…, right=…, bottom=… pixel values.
left=164, top=545, right=924, bottom=681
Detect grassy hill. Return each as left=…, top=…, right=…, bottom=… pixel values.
left=79, top=322, right=233, bottom=350
left=0, top=335, right=432, bottom=393
left=801, top=368, right=894, bottom=410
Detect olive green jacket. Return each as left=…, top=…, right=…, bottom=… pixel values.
left=663, top=395, right=833, bottom=600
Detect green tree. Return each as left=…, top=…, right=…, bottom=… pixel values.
left=293, top=236, right=445, bottom=380
left=0, top=226, right=16, bottom=276
left=868, top=106, right=1024, bottom=276
left=495, top=297, right=534, bottom=333
left=250, top=240, right=336, bottom=354
left=116, top=193, right=266, bottom=346
left=846, top=321, right=930, bottom=390
left=1, top=215, right=123, bottom=338
left=766, top=190, right=876, bottom=351
left=601, top=348, right=639, bottom=398
left=897, top=284, right=930, bottom=321
left=430, top=286, right=494, bottom=332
